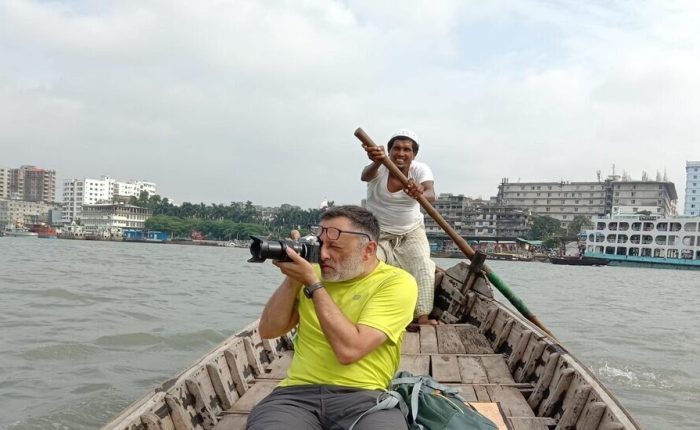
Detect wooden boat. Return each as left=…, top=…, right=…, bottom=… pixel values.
left=549, top=256, right=610, bottom=266
left=101, top=261, right=640, bottom=430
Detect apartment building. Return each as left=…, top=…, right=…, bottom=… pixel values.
left=62, top=176, right=157, bottom=223
left=685, top=161, right=700, bottom=216
left=0, top=167, right=9, bottom=199
left=3, top=165, right=56, bottom=203
left=496, top=177, right=677, bottom=225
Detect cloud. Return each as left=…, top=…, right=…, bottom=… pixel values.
left=0, top=0, right=698, bottom=209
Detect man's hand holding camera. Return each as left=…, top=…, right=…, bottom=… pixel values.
left=273, top=247, right=320, bottom=288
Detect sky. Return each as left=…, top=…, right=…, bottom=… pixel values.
left=1, top=0, right=699, bottom=210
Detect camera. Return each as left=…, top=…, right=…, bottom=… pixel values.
left=248, top=235, right=321, bottom=263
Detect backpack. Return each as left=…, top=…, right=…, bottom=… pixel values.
left=350, top=371, right=499, bottom=430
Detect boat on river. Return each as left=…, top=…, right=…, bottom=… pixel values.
left=584, top=215, right=700, bottom=270
left=2, top=228, right=39, bottom=238
left=101, top=260, right=641, bottom=430
left=549, top=256, right=610, bottom=266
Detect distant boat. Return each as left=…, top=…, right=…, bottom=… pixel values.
left=29, top=224, right=57, bottom=239
left=549, top=256, right=609, bottom=266
left=3, top=228, right=39, bottom=238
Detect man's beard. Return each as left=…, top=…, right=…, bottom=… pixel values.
left=321, top=248, right=366, bottom=282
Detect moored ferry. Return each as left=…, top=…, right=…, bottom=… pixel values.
left=583, top=215, right=700, bottom=270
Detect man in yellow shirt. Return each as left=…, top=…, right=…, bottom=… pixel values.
left=247, top=205, right=417, bottom=430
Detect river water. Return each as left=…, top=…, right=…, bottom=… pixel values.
left=0, top=238, right=697, bottom=429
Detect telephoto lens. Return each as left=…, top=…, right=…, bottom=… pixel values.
left=248, top=235, right=320, bottom=263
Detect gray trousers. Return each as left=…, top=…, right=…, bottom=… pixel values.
left=246, top=385, right=407, bottom=430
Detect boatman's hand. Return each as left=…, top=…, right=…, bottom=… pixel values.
left=404, top=179, right=425, bottom=199
left=273, top=247, right=320, bottom=287
left=363, top=144, right=386, bottom=163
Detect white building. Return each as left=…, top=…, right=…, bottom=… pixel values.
left=497, top=176, right=677, bottom=226
left=80, top=203, right=152, bottom=238
left=0, top=167, right=9, bottom=199
left=62, top=176, right=157, bottom=223
left=685, top=161, right=700, bottom=216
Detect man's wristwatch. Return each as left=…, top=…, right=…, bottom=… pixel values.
left=303, top=282, right=324, bottom=299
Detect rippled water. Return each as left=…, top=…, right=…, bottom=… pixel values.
left=0, top=238, right=698, bottom=429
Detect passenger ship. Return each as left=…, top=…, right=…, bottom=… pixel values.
left=584, top=215, right=700, bottom=270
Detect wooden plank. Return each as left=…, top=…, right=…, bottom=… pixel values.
left=419, top=325, right=439, bottom=353
left=230, top=381, right=278, bottom=413
left=431, top=354, right=462, bottom=382
left=445, top=384, right=478, bottom=402
left=508, top=417, right=551, bottom=430
left=436, top=325, right=467, bottom=354
left=481, top=355, right=515, bottom=384
left=528, top=352, right=560, bottom=409
left=455, top=325, right=493, bottom=354
left=457, top=356, right=489, bottom=384
left=487, top=385, right=535, bottom=418
left=185, top=378, right=219, bottom=429
left=555, top=385, right=591, bottom=430
left=401, top=331, right=420, bottom=354
left=399, top=354, right=430, bottom=375
left=165, top=383, right=206, bottom=430
left=473, top=385, right=491, bottom=402
left=576, top=401, right=606, bottom=430
left=207, top=354, right=238, bottom=409
left=539, top=368, right=575, bottom=417
left=142, top=412, right=176, bottom=430
left=468, top=403, right=508, bottom=430
left=256, top=351, right=293, bottom=380
left=212, top=413, right=248, bottom=430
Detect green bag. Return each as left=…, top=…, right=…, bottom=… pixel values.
left=391, top=371, right=498, bottom=430
left=349, top=371, right=498, bottom=430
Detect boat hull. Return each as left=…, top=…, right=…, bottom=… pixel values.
left=586, top=252, right=700, bottom=270
left=549, top=256, right=610, bottom=266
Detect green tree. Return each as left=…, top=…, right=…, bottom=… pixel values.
left=566, top=215, right=594, bottom=237
left=528, top=216, right=563, bottom=240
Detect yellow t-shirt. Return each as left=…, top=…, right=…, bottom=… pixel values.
left=279, top=261, right=417, bottom=390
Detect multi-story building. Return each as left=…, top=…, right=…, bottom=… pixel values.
left=0, top=199, right=55, bottom=227
left=0, top=167, right=9, bottom=199
left=473, top=204, right=531, bottom=237
left=685, top=161, right=700, bottom=216
left=62, top=176, right=157, bottom=223
left=496, top=176, right=677, bottom=226
left=80, top=203, right=152, bottom=238
left=424, top=193, right=481, bottom=235
left=4, top=165, right=56, bottom=203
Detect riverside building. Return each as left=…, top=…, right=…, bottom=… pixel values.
left=62, top=176, right=157, bottom=223
left=496, top=176, right=677, bottom=226
left=0, top=165, right=56, bottom=203
left=685, top=161, right=700, bottom=216
left=80, top=203, right=152, bottom=238
left=423, top=193, right=531, bottom=237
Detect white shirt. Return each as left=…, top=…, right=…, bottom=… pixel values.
left=365, top=161, right=434, bottom=235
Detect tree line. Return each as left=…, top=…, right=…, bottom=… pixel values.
left=130, top=192, right=327, bottom=240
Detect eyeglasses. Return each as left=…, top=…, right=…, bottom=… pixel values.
left=309, top=225, right=371, bottom=241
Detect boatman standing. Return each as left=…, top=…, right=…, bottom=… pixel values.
left=361, top=129, right=438, bottom=325
left=247, top=205, right=416, bottom=430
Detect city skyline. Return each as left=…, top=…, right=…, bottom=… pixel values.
left=1, top=1, right=699, bottom=209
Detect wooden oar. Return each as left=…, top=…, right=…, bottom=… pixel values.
left=354, top=127, right=556, bottom=338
